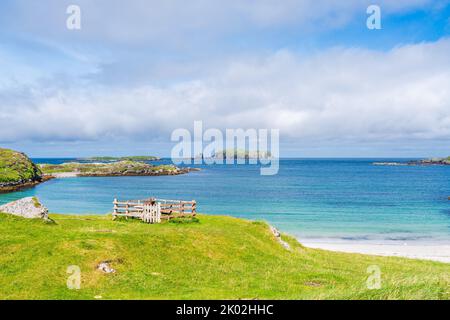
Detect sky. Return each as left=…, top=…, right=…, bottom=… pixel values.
left=1, top=0, right=450, bottom=158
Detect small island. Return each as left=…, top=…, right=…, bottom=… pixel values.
left=39, top=160, right=199, bottom=178
left=374, top=156, right=450, bottom=166
left=197, top=149, right=272, bottom=160
left=77, top=156, right=161, bottom=162
left=411, top=156, right=450, bottom=165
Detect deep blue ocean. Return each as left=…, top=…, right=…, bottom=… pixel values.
left=1, top=158, right=449, bottom=244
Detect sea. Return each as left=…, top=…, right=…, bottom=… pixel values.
left=1, top=158, right=449, bottom=245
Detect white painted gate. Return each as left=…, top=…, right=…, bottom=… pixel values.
left=142, top=203, right=161, bottom=224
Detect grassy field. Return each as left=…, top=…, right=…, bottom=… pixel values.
left=0, top=213, right=448, bottom=300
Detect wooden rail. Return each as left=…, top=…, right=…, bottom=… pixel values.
left=113, top=197, right=196, bottom=223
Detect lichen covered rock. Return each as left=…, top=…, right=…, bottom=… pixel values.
left=0, top=197, right=49, bottom=220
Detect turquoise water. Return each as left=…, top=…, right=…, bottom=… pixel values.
left=1, top=159, right=449, bottom=244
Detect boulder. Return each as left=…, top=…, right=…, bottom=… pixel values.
left=0, top=197, right=49, bottom=220
left=97, top=261, right=116, bottom=274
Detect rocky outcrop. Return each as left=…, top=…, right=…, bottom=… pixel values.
left=412, top=157, right=450, bottom=165
left=97, top=261, right=116, bottom=274
left=0, top=197, right=49, bottom=220
left=373, top=162, right=408, bottom=166
left=269, top=225, right=291, bottom=251
left=0, top=176, right=53, bottom=193
left=374, top=157, right=450, bottom=167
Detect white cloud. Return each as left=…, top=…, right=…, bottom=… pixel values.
left=0, top=0, right=439, bottom=47
left=2, top=38, right=450, bottom=146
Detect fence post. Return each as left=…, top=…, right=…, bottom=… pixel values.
left=113, top=198, right=118, bottom=220
left=156, top=203, right=161, bottom=223
left=125, top=201, right=130, bottom=219
left=142, top=204, right=147, bottom=223
left=192, top=200, right=197, bottom=216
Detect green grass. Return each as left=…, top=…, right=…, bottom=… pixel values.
left=0, top=148, right=41, bottom=184
left=31, top=197, right=41, bottom=208
left=0, top=213, right=448, bottom=300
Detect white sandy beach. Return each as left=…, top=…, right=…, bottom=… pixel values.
left=49, top=172, right=79, bottom=178
left=302, top=241, right=450, bottom=263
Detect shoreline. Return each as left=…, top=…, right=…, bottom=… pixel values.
left=302, top=240, right=450, bottom=263
left=0, top=176, right=54, bottom=194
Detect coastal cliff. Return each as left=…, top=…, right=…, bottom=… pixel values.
left=0, top=148, right=45, bottom=193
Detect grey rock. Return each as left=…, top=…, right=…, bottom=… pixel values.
left=270, top=225, right=281, bottom=237
left=269, top=225, right=291, bottom=251
left=0, top=197, right=48, bottom=220
left=97, top=261, right=116, bottom=274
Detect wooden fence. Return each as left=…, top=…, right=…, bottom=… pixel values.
left=113, top=197, right=196, bottom=223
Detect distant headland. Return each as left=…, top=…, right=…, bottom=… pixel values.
left=373, top=156, right=450, bottom=166
left=76, top=155, right=161, bottom=162
left=39, top=161, right=199, bottom=178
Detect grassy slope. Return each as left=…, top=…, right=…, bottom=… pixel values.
left=0, top=148, right=41, bottom=184
left=0, top=213, right=448, bottom=300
